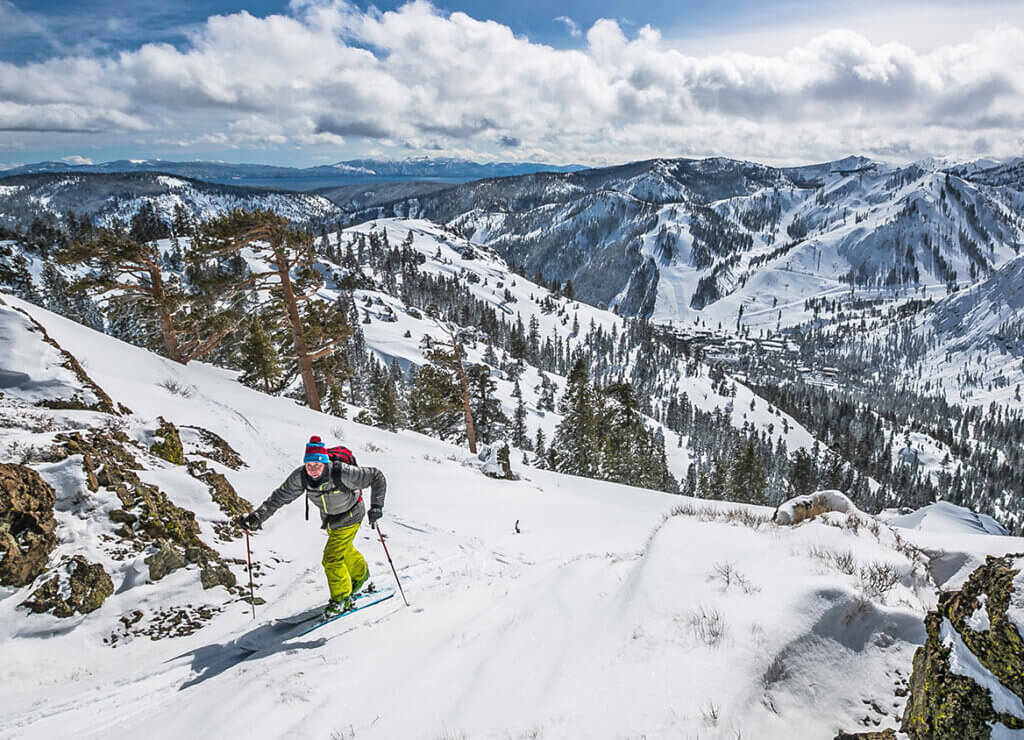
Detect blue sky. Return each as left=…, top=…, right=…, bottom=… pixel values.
left=3, top=0, right=804, bottom=61
left=1, top=0, right=1022, bottom=168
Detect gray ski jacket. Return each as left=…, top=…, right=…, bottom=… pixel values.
left=255, top=461, right=386, bottom=531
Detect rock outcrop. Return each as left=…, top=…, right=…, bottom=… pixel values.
left=150, top=417, right=184, bottom=465
left=902, top=553, right=1024, bottom=739
left=186, top=460, right=252, bottom=519
left=0, top=463, right=58, bottom=586
left=52, top=429, right=237, bottom=590
left=21, top=555, right=114, bottom=617
left=774, top=490, right=856, bottom=525
left=145, top=539, right=186, bottom=581
left=180, top=425, right=246, bottom=470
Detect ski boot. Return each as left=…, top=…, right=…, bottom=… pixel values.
left=351, top=572, right=374, bottom=596
left=323, top=595, right=354, bottom=619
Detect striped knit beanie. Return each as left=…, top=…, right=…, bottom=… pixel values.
left=303, top=435, right=329, bottom=464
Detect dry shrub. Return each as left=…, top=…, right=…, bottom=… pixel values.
left=685, top=606, right=728, bottom=647
left=859, top=562, right=902, bottom=600
left=807, top=545, right=858, bottom=575
left=668, top=501, right=772, bottom=529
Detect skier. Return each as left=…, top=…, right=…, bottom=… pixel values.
left=240, top=436, right=386, bottom=618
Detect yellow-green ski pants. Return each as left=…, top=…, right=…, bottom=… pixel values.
left=322, top=522, right=369, bottom=600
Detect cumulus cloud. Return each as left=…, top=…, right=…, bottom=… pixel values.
left=0, top=0, right=1022, bottom=164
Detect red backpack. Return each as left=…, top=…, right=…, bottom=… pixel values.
left=326, top=445, right=357, bottom=466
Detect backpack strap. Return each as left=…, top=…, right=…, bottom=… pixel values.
left=331, top=460, right=345, bottom=491
left=329, top=460, right=364, bottom=504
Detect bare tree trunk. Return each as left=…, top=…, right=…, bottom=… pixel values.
left=150, top=266, right=183, bottom=364
left=274, top=246, right=321, bottom=412
left=451, top=330, right=477, bottom=453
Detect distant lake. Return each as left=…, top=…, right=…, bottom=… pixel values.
left=202, top=175, right=472, bottom=192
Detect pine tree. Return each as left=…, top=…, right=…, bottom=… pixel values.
left=467, top=364, right=508, bottom=445
left=728, top=439, right=768, bottom=504
left=551, top=359, right=600, bottom=477
left=704, top=457, right=729, bottom=500
left=789, top=447, right=817, bottom=496
left=59, top=230, right=236, bottom=364
left=598, top=382, right=639, bottom=485
left=421, top=326, right=477, bottom=452
left=41, top=262, right=72, bottom=315
left=407, top=363, right=462, bottom=441
left=684, top=464, right=698, bottom=497
left=534, top=428, right=547, bottom=467
left=238, top=314, right=282, bottom=393
left=511, top=379, right=529, bottom=449
left=372, top=374, right=402, bottom=432
left=199, top=210, right=329, bottom=410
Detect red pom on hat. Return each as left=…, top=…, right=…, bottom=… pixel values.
left=309, top=435, right=322, bottom=444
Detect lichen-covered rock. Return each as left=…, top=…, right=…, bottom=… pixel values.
left=145, top=539, right=186, bottom=581
left=181, top=425, right=246, bottom=470
left=46, top=428, right=238, bottom=595
left=0, top=463, right=58, bottom=587
left=54, top=430, right=203, bottom=550
left=21, top=556, right=114, bottom=617
left=200, top=562, right=236, bottom=590
left=834, top=731, right=897, bottom=740
left=186, top=460, right=253, bottom=520
left=150, top=417, right=184, bottom=465
left=902, top=553, right=1024, bottom=739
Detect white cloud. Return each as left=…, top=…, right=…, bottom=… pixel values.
left=60, top=154, right=93, bottom=165
left=555, top=15, right=581, bottom=38
left=0, top=0, right=1022, bottom=165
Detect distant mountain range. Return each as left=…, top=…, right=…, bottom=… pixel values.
left=2, top=153, right=1023, bottom=405
left=0, top=157, right=586, bottom=190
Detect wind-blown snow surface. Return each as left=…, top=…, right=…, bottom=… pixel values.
left=883, top=501, right=1009, bottom=537
left=2, top=294, right=1024, bottom=739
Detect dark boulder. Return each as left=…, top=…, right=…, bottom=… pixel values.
left=0, top=463, right=58, bottom=587
left=21, top=555, right=114, bottom=617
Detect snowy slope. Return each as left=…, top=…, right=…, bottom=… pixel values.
left=910, top=255, right=1024, bottom=406
left=3, top=293, right=1024, bottom=739
left=331, top=218, right=819, bottom=473
left=883, top=501, right=1009, bottom=537
left=366, top=156, right=1024, bottom=332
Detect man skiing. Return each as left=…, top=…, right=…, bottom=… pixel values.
left=240, top=436, right=386, bottom=618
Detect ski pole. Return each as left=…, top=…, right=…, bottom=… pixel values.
left=244, top=528, right=256, bottom=620
left=376, top=525, right=409, bottom=607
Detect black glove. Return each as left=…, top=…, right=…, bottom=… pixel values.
left=239, top=511, right=262, bottom=531
left=367, top=506, right=383, bottom=529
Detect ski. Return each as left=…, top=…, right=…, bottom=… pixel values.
left=275, top=586, right=385, bottom=626
left=291, top=588, right=396, bottom=637
left=236, top=588, right=396, bottom=652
